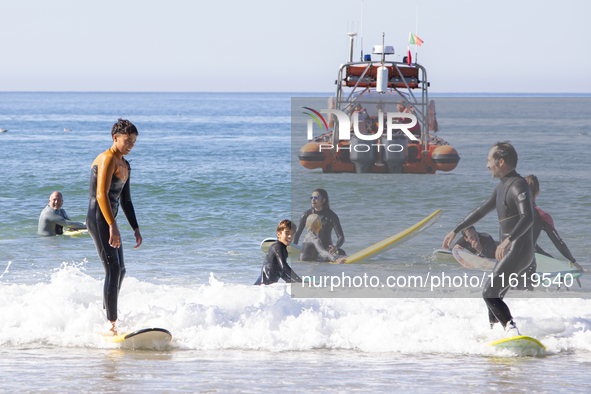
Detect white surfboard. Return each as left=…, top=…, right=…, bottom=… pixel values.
left=432, top=248, right=456, bottom=262
left=486, top=335, right=545, bottom=355
left=333, top=210, right=443, bottom=264
left=105, top=327, right=172, bottom=349
left=452, top=247, right=582, bottom=278
left=452, top=247, right=495, bottom=270
left=260, top=238, right=301, bottom=259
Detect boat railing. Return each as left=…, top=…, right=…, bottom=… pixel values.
left=331, top=60, right=430, bottom=154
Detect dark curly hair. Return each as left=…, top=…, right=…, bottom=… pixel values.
left=111, top=118, right=138, bottom=136
left=492, top=141, right=517, bottom=168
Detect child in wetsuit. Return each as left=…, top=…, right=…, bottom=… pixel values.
left=300, top=214, right=346, bottom=263
left=254, top=219, right=302, bottom=285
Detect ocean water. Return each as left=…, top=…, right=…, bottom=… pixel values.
left=0, top=93, right=590, bottom=393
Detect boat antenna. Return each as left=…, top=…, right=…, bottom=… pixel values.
left=347, top=32, right=357, bottom=63
left=381, top=32, right=386, bottom=64
left=360, top=0, right=364, bottom=61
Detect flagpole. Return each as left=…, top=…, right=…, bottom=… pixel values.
left=414, top=5, right=419, bottom=64
left=360, top=0, right=364, bottom=61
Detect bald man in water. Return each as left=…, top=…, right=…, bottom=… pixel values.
left=38, top=191, right=86, bottom=236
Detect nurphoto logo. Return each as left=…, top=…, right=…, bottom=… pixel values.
left=303, top=107, right=419, bottom=153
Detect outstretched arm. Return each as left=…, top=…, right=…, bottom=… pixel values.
left=277, top=248, right=302, bottom=283
left=541, top=219, right=579, bottom=271
left=41, top=209, right=86, bottom=233
left=311, top=235, right=337, bottom=262
left=443, top=189, right=497, bottom=249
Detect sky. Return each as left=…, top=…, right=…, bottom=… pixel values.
left=1, top=0, right=590, bottom=93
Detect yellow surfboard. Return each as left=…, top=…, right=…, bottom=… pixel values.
left=334, top=210, right=443, bottom=264
left=63, top=229, right=89, bottom=237
left=105, top=327, right=172, bottom=349
left=486, top=335, right=545, bottom=354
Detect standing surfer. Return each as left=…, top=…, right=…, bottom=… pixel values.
left=443, top=142, right=535, bottom=335
left=87, top=119, right=143, bottom=335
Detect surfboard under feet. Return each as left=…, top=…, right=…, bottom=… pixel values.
left=486, top=335, right=545, bottom=355
left=104, top=327, right=172, bottom=349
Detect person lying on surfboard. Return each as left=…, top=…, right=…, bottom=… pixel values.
left=254, top=220, right=302, bottom=285
left=293, top=189, right=345, bottom=256
left=452, top=226, right=497, bottom=259
left=300, top=214, right=346, bottom=264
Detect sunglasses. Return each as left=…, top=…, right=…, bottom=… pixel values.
left=310, top=196, right=324, bottom=201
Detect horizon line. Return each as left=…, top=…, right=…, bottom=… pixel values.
left=0, top=91, right=590, bottom=96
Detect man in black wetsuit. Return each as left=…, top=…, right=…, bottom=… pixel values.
left=255, top=219, right=302, bottom=285
left=453, top=226, right=497, bottom=259
left=443, top=142, right=535, bottom=336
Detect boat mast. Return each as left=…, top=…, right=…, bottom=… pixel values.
left=360, top=0, right=364, bottom=61
left=415, top=5, right=419, bottom=64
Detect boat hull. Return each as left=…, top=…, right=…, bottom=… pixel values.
left=298, top=138, right=460, bottom=174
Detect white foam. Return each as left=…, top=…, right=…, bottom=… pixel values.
left=1, top=263, right=590, bottom=354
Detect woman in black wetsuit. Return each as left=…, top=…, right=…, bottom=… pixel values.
left=293, top=188, right=345, bottom=256
left=87, top=119, right=143, bottom=335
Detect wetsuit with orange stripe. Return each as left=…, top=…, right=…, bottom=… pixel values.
left=87, top=148, right=138, bottom=322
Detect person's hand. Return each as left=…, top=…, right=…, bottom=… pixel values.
left=336, top=257, right=346, bottom=264
left=442, top=231, right=457, bottom=250
left=133, top=228, right=143, bottom=249
left=571, top=260, right=584, bottom=273
left=109, top=223, right=121, bottom=248
left=470, top=239, right=483, bottom=253
left=495, top=238, right=512, bottom=261
left=328, top=245, right=337, bottom=255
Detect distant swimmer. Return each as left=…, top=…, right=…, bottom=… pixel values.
left=300, top=214, right=346, bottom=263
left=293, top=189, right=345, bottom=256
left=452, top=226, right=497, bottom=259
left=443, top=142, right=535, bottom=335
left=255, top=219, right=302, bottom=285
left=525, top=175, right=583, bottom=272
left=38, top=191, right=86, bottom=236
left=87, top=119, right=143, bottom=335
